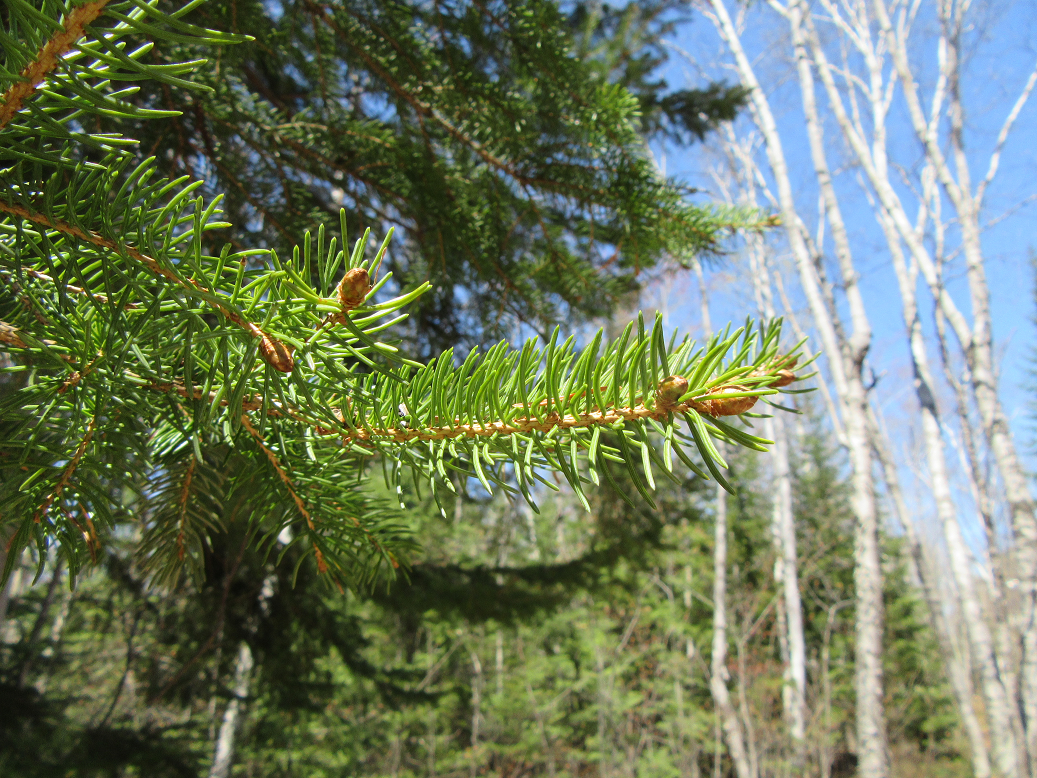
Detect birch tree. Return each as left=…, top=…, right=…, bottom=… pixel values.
left=700, top=3, right=887, bottom=772
left=693, top=0, right=1037, bottom=774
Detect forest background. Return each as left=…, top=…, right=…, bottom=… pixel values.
left=1, top=1, right=1036, bottom=777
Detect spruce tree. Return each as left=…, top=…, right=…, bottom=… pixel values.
left=78, top=0, right=752, bottom=352
left=0, top=0, right=801, bottom=592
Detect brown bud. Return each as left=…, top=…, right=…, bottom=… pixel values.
left=337, top=267, right=372, bottom=311
left=0, top=321, right=28, bottom=349
left=771, top=369, right=797, bottom=388
left=656, top=375, right=689, bottom=409
left=258, top=334, right=295, bottom=373
left=695, top=385, right=757, bottom=417
left=774, top=354, right=798, bottom=370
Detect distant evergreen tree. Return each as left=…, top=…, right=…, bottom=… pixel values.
left=90, top=0, right=750, bottom=353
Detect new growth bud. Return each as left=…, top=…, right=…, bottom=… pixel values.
left=259, top=334, right=295, bottom=373
left=750, top=354, right=798, bottom=388
left=695, top=385, right=757, bottom=417
left=337, top=267, right=372, bottom=311
left=656, top=375, right=689, bottom=410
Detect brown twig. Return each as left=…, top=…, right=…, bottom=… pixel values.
left=175, top=458, right=196, bottom=562
left=0, top=0, right=110, bottom=129
left=58, top=356, right=100, bottom=394
left=239, top=415, right=311, bottom=527
left=338, top=381, right=763, bottom=446
left=0, top=266, right=140, bottom=309
left=239, top=415, right=328, bottom=572
left=34, top=416, right=97, bottom=523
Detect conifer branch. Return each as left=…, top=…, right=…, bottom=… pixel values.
left=34, top=416, right=97, bottom=524
left=58, top=357, right=99, bottom=394
left=240, top=415, right=328, bottom=573
left=0, top=0, right=111, bottom=129
left=175, top=458, right=195, bottom=562
left=338, top=381, right=771, bottom=445
left=0, top=200, right=294, bottom=372
left=0, top=0, right=805, bottom=584
left=1, top=267, right=139, bottom=309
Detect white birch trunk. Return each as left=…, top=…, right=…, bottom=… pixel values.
left=880, top=210, right=1021, bottom=778
left=710, top=482, right=755, bottom=778
left=771, top=412, right=807, bottom=760
left=868, top=405, right=993, bottom=778
left=794, top=1, right=1037, bottom=769
left=704, top=4, right=886, bottom=772
left=495, top=628, right=504, bottom=697
left=470, top=644, right=483, bottom=778
left=208, top=640, right=254, bottom=778
left=747, top=235, right=807, bottom=763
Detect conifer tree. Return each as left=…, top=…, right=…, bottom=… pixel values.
left=81, top=0, right=751, bottom=351
left=0, top=0, right=802, bottom=591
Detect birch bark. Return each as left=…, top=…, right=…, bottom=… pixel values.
left=208, top=640, right=254, bottom=778
left=867, top=404, right=993, bottom=778
left=747, top=232, right=807, bottom=765
left=879, top=205, right=1021, bottom=778
left=794, top=2, right=1037, bottom=768
left=710, top=480, right=755, bottom=778
left=693, top=250, right=754, bottom=778
left=703, top=3, right=886, bottom=773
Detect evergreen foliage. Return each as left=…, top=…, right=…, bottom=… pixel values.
left=74, top=0, right=753, bottom=350
left=0, top=0, right=800, bottom=588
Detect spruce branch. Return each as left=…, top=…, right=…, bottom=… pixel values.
left=175, top=456, right=195, bottom=563
left=0, top=200, right=295, bottom=372
left=0, top=266, right=139, bottom=309
left=337, top=378, right=783, bottom=446
left=0, top=0, right=111, bottom=129
left=33, top=416, right=96, bottom=524
left=240, top=414, right=328, bottom=573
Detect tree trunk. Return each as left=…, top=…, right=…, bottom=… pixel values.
left=879, top=203, right=1021, bottom=778
left=868, top=405, right=993, bottom=778
left=709, top=482, right=755, bottom=778
left=771, top=412, right=807, bottom=764
left=495, top=628, right=504, bottom=696
left=705, top=4, right=887, bottom=773
left=798, top=4, right=1037, bottom=766
left=208, top=640, right=254, bottom=778
left=470, top=644, right=483, bottom=778
left=748, top=233, right=807, bottom=765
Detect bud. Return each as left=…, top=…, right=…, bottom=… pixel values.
left=775, top=355, right=798, bottom=370
left=259, top=333, right=295, bottom=373
left=771, top=369, right=797, bottom=388
left=656, top=375, right=689, bottom=409
left=697, top=385, right=757, bottom=417
left=0, top=321, right=27, bottom=349
left=337, top=267, right=372, bottom=311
